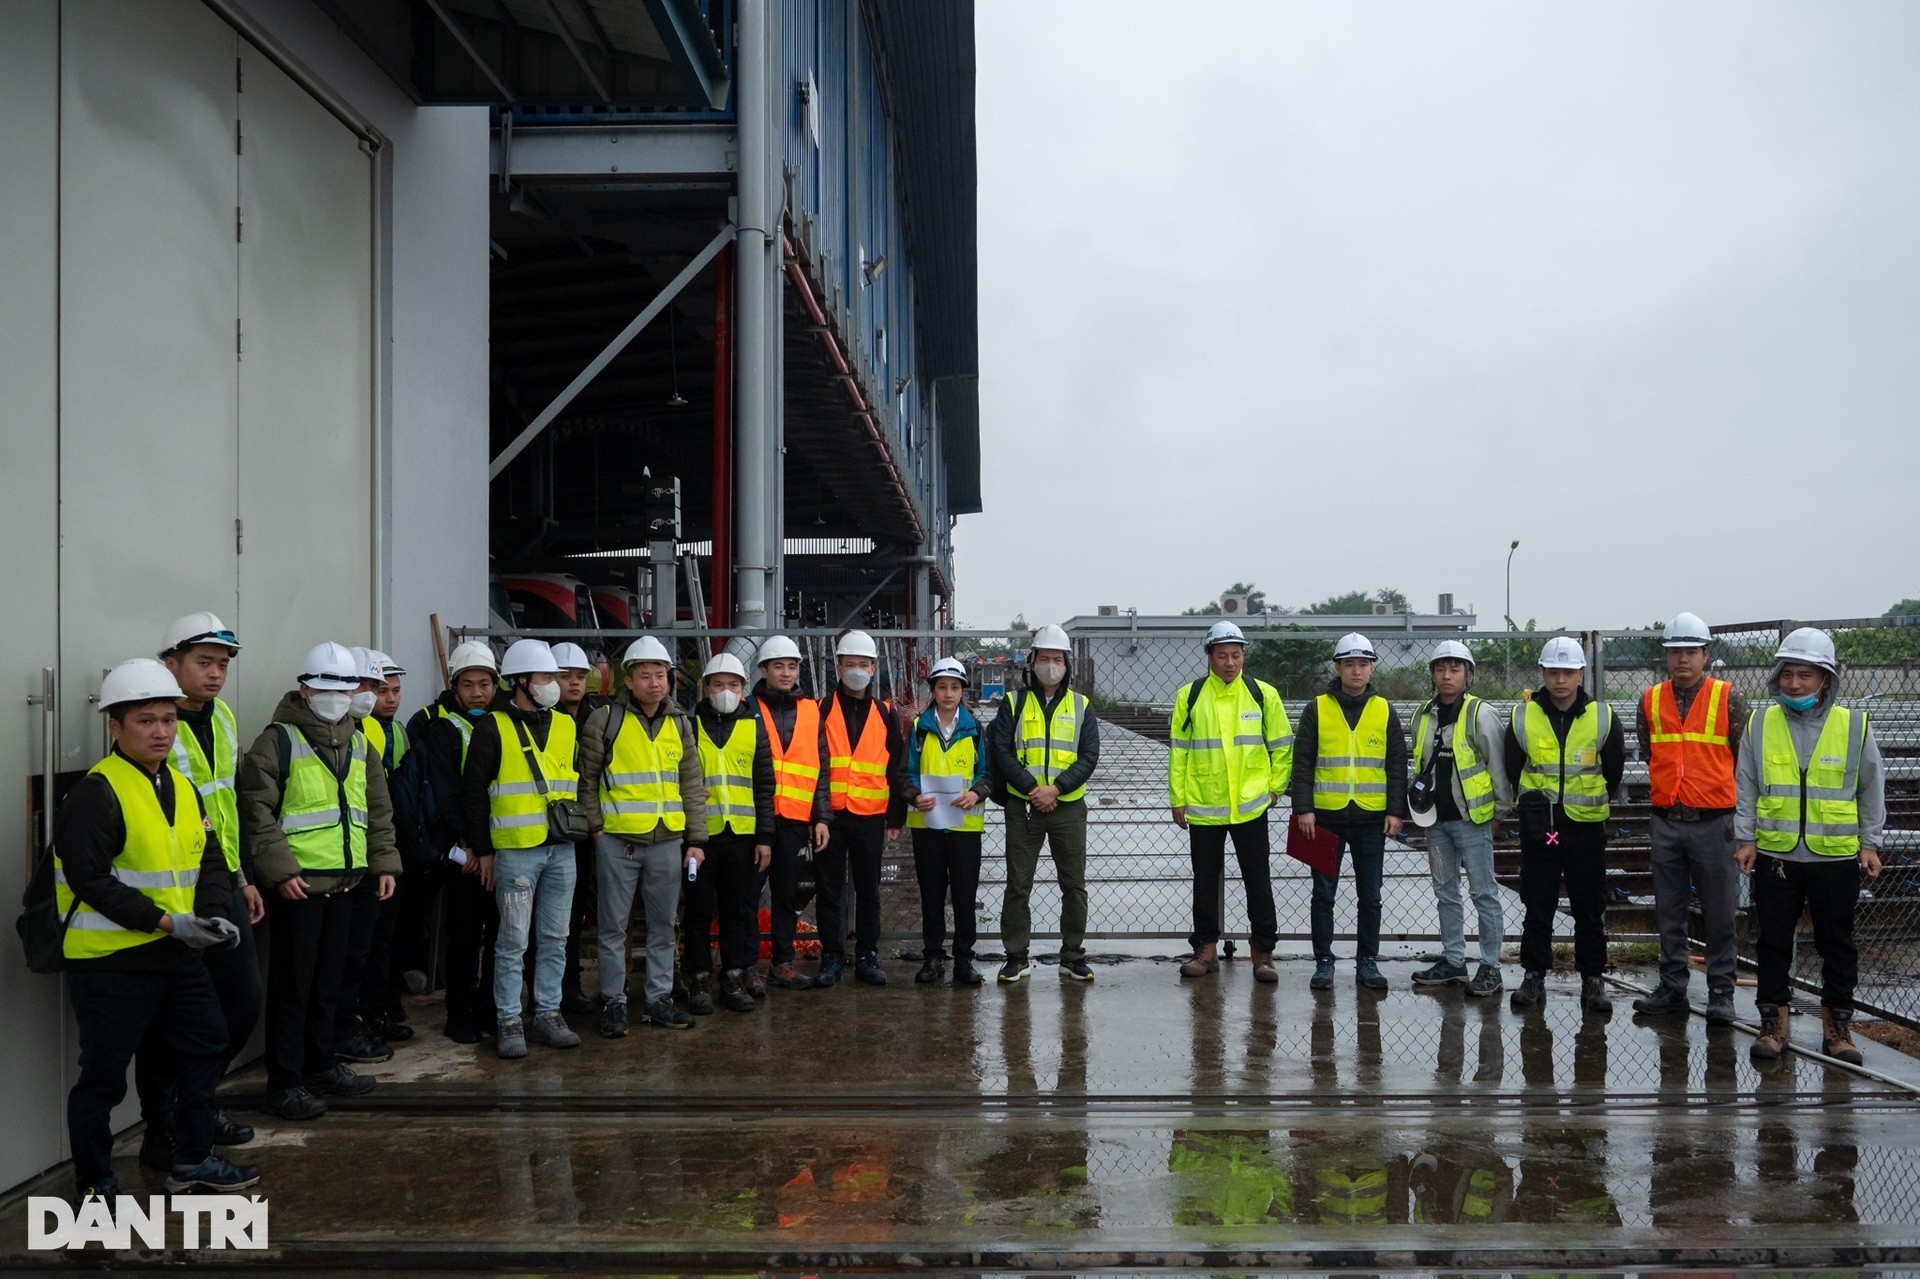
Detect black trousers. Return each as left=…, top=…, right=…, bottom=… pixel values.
left=767, top=819, right=812, bottom=965
left=1518, top=818, right=1608, bottom=976
left=911, top=828, right=982, bottom=961
left=1754, top=854, right=1860, bottom=1009
left=683, top=833, right=762, bottom=972
left=818, top=812, right=887, bottom=959
left=264, top=889, right=354, bottom=1091
left=442, top=863, right=498, bottom=1030
left=390, top=860, right=443, bottom=981
left=135, top=865, right=261, bottom=1125
left=332, top=874, right=384, bottom=1045
left=560, top=835, right=596, bottom=996
left=1187, top=818, right=1278, bottom=953
left=69, top=960, right=227, bottom=1185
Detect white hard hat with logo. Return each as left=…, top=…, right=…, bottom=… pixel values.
left=162, top=612, right=241, bottom=655
left=756, top=635, right=802, bottom=666
left=500, top=638, right=559, bottom=678
left=928, top=656, right=967, bottom=684
left=1774, top=627, right=1838, bottom=674
left=1334, top=633, right=1377, bottom=662
left=1204, top=620, right=1247, bottom=649
left=349, top=647, right=383, bottom=683
left=622, top=635, right=672, bottom=668
left=702, top=652, right=747, bottom=683
left=1030, top=624, right=1070, bottom=655
left=1538, top=636, right=1587, bottom=670
left=369, top=649, right=405, bottom=678
left=837, top=630, right=879, bottom=659
left=299, top=642, right=363, bottom=691
left=99, top=658, right=186, bottom=711
left=1429, top=639, right=1475, bottom=668
left=447, top=639, right=499, bottom=678
left=1662, top=612, right=1712, bottom=648
left=550, top=642, right=592, bottom=671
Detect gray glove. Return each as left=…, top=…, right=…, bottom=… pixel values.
left=169, top=914, right=241, bottom=950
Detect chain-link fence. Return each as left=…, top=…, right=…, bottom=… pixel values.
left=452, top=618, right=1920, bottom=1028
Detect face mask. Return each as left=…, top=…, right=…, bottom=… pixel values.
left=1034, top=661, right=1066, bottom=686
left=308, top=690, right=351, bottom=723
left=530, top=680, right=562, bottom=709
left=1778, top=690, right=1820, bottom=712
left=710, top=689, right=742, bottom=714
left=348, top=691, right=378, bottom=719
left=840, top=667, right=872, bottom=692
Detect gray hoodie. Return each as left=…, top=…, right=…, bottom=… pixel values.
left=1408, top=693, right=1515, bottom=822
left=1733, top=663, right=1886, bottom=860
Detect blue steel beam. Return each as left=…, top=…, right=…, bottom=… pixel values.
left=642, top=0, right=732, bottom=111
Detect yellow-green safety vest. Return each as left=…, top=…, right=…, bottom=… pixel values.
left=907, top=724, right=984, bottom=832
left=55, top=754, right=205, bottom=960
left=599, top=707, right=686, bottom=837
left=1411, top=694, right=1496, bottom=824
left=170, top=698, right=240, bottom=872
left=486, top=711, right=579, bottom=850
left=364, top=715, right=408, bottom=773
left=1011, top=689, right=1088, bottom=802
left=698, top=715, right=759, bottom=837
left=277, top=724, right=372, bottom=871
left=1512, top=698, right=1613, bottom=822
left=1313, top=693, right=1390, bottom=813
left=1753, top=702, right=1866, bottom=857
left=1169, top=1132, right=1292, bottom=1226
left=430, top=703, right=479, bottom=767
left=1168, top=675, right=1294, bottom=825
left=1315, top=1164, right=1389, bottom=1222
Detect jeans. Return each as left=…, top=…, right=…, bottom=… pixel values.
left=1518, top=818, right=1608, bottom=976
left=1186, top=817, right=1278, bottom=953
left=264, top=888, right=355, bottom=1091
left=1000, top=799, right=1088, bottom=961
left=912, top=828, right=982, bottom=960
left=818, top=813, right=886, bottom=959
left=1311, top=817, right=1386, bottom=963
left=767, top=821, right=812, bottom=965
left=1650, top=811, right=1739, bottom=995
left=1426, top=820, right=1503, bottom=967
left=683, top=833, right=763, bottom=973
left=493, top=842, right=577, bottom=1022
left=1754, top=853, right=1859, bottom=1009
left=135, top=865, right=261, bottom=1124
left=595, top=833, right=683, bottom=1007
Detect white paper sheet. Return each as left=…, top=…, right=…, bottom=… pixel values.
left=919, top=773, right=971, bottom=831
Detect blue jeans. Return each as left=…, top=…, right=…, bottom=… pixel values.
left=494, top=842, right=578, bottom=1022
left=1310, top=819, right=1385, bottom=962
left=1426, top=819, right=1504, bottom=967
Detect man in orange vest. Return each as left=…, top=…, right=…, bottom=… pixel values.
left=817, top=630, right=906, bottom=988
left=1631, top=612, right=1749, bottom=1025
left=753, top=635, right=832, bottom=990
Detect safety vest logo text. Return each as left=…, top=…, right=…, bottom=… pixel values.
left=28, top=1196, right=268, bottom=1250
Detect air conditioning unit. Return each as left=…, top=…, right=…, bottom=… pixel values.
left=1371, top=603, right=1390, bottom=616
left=1438, top=593, right=1454, bottom=615
left=1097, top=605, right=1119, bottom=617
left=1220, top=593, right=1250, bottom=616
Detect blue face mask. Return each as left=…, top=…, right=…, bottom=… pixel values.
left=1777, top=691, right=1819, bottom=712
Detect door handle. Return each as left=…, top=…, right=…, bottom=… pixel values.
left=26, top=666, right=55, bottom=869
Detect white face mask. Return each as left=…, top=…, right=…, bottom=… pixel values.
left=710, top=689, right=742, bottom=714
left=308, top=690, right=351, bottom=723
left=1034, top=661, right=1067, bottom=686
left=348, top=691, right=378, bottom=719
left=840, top=667, right=873, bottom=692
left=530, top=680, right=562, bottom=709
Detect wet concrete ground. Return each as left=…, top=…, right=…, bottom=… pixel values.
left=5, top=957, right=1920, bottom=1271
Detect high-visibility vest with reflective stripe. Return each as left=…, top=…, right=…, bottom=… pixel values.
left=1512, top=698, right=1612, bottom=822
left=363, top=715, right=408, bottom=774
left=1753, top=702, right=1865, bottom=857
left=277, top=724, right=372, bottom=871
left=599, top=709, right=685, bottom=836
left=1411, top=694, right=1496, bottom=824
left=906, top=723, right=983, bottom=832
left=55, top=754, right=204, bottom=960
left=430, top=703, right=478, bottom=767
left=824, top=696, right=892, bottom=816
left=1167, top=675, right=1293, bottom=825
left=170, top=698, right=240, bottom=872
left=1011, top=689, right=1089, bottom=802
left=1315, top=1165, right=1389, bottom=1222
left=1313, top=694, right=1390, bottom=813
left=760, top=695, right=822, bottom=823
left=698, top=715, right=759, bottom=836
left=1642, top=678, right=1735, bottom=809
left=486, top=710, right=579, bottom=849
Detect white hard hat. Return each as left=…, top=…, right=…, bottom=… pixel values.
left=162, top=612, right=241, bottom=655
left=1030, top=623, right=1070, bottom=655
left=1774, top=627, right=1838, bottom=674
left=1538, top=636, right=1587, bottom=670
left=1430, top=639, right=1475, bottom=668
left=1334, top=632, right=1377, bottom=662
left=622, top=635, right=672, bottom=668
left=500, top=638, right=559, bottom=678
left=836, top=630, right=879, bottom=660
left=1662, top=612, right=1712, bottom=648
left=702, top=652, right=747, bottom=683
left=369, top=649, right=405, bottom=678
left=928, top=656, right=967, bottom=684
left=99, top=658, right=185, bottom=711
left=756, top=634, right=802, bottom=666
left=447, top=639, right=499, bottom=678
left=1204, top=620, right=1247, bottom=649
left=348, top=646, right=383, bottom=683
left=550, top=642, right=592, bottom=671
left=299, top=642, right=363, bottom=691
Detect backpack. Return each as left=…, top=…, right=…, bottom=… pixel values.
left=17, top=835, right=79, bottom=974
left=1177, top=676, right=1267, bottom=734
left=386, top=743, right=442, bottom=870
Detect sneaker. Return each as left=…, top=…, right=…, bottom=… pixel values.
left=73, top=1174, right=120, bottom=1207
left=998, top=955, right=1031, bottom=984
left=641, top=998, right=693, bottom=1030
left=261, top=1087, right=327, bottom=1121
left=1467, top=964, right=1504, bottom=998
left=599, top=1001, right=629, bottom=1038
left=742, top=966, right=768, bottom=1000
left=370, top=1014, right=415, bottom=1043
left=138, top=1125, right=180, bottom=1172
left=1356, top=959, right=1389, bottom=991
left=305, top=1063, right=376, bottom=1097
left=1632, top=984, right=1689, bottom=1016
left=915, top=956, right=946, bottom=985
left=1412, top=959, right=1469, bottom=987
left=1705, top=989, right=1736, bottom=1027
left=496, top=1017, right=528, bottom=1059
left=854, top=952, right=888, bottom=986
left=527, top=1011, right=582, bottom=1049
left=767, top=962, right=815, bottom=990
left=1062, top=959, right=1095, bottom=982
left=213, top=1111, right=255, bottom=1147
left=953, top=957, right=985, bottom=987
left=167, top=1155, right=261, bottom=1193
left=1509, top=970, right=1546, bottom=1011
left=815, top=954, right=845, bottom=988
left=334, top=1031, right=393, bottom=1064
left=1310, top=960, right=1335, bottom=991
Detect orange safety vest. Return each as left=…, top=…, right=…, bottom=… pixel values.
left=1642, top=676, right=1735, bottom=809
left=759, top=694, right=823, bottom=823
left=823, top=694, right=893, bottom=817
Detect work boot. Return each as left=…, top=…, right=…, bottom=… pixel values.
left=1413, top=959, right=1469, bottom=987
left=1179, top=942, right=1219, bottom=980
left=1632, top=984, right=1689, bottom=1016
left=213, top=1111, right=255, bottom=1147
left=1356, top=958, right=1389, bottom=992
left=496, top=1018, right=528, bottom=1059
left=915, top=955, right=946, bottom=985
left=528, top=1011, right=582, bottom=1048
left=370, top=1011, right=415, bottom=1043
left=814, top=954, right=845, bottom=988
left=998, top=955, right=1031, bottom=983
left=767, top=962, right=814, bottom=990
left=953, top=957, right=985, bottom=987
left=687, top=970, right=717, bottom=1016
left=138, top=1124, right=180, bottom=1172
left=671, top=964, right=689, bottom=1004
left=742, top=965, right=767, bottom=1000
left=1467, top=963, right=1504, bottom=998
left=1580, top=976, right=1613, bottom=1015
left=854, top=951, right=888, bottom=986
left=1751, top=1003, right=1790, bottom=1060
left=1822, top=1007, right=1865, bottom=1066
left=1704, top=988, right=1737, bottom=1027
left=599, top=1000, right=629, bottom=1038
left=1251, top=951, right=1278, bottom=984
left=1509, top=970, right=1546, bottom=1012
left=166, top=1155, right=261, bottom=1194
left=1310, top=959, right=1335, bottom=991
left=305, top=1063, right=376, bottom=1096
left=718, top=969, right=757, bottom=1012
left=261, top=1087, right=327, bottom=1121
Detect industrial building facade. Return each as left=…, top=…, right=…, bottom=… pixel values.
left=0, top=0, right=975, bottom=1192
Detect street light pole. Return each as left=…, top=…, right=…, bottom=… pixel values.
left=1505, top=540, right=1520, bottom=688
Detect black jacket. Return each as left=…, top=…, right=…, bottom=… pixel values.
left=1503, top=686, right=1627, bottom=814
left=461, top=701, right=570, bottom=858
left=822, top=686, right=910, bottom=826
left=1287, top=681, right=1410, bottom=822
left=53, top=748, right=232, bottom=972
left=694, top=700, right=778, bottom=836
left=752, top=679, right=832, bottom=825
left=405, top=688, right=509, bottom=852
left=987, top=681, right=1102, bottom=799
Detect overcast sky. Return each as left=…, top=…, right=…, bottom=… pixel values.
left=952, top=1, right=1920, bottom=633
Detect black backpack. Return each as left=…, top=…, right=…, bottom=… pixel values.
left=386, top=744, right=442, bottom=870
left=17, top=836, right=79, bottom=974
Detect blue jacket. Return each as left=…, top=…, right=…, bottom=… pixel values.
left=905, top=704, right=990, bottom=800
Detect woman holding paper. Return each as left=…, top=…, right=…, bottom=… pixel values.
left=906, top=657, right=992, bottom=987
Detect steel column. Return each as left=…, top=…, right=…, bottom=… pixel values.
left=709, top=244, right=733, bottom=631
left=731, top=0, right=771, bottom=630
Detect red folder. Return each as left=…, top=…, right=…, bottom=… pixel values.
left=1284, top=818, right=1341, bottom=876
